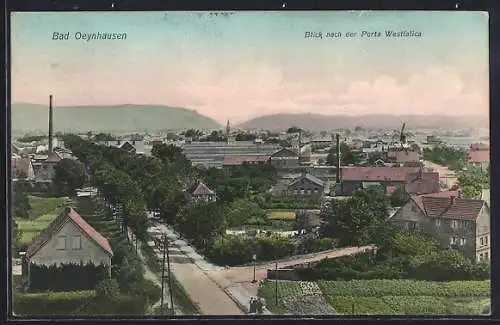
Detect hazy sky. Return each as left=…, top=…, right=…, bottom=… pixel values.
left=11, top=11, right=489, bottom=124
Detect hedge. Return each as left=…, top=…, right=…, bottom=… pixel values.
left=29, top=262, right=108, bottom=292
left=13, top=290, right=97, bottom=315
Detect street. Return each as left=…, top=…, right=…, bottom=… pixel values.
left=422, top=160, right=458, bottom=189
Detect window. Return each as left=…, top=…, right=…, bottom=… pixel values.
left=56, top=236, right=66, bottom=250
left=435, top=219, right=441, bottom=227
left=479, top=253, right=484, bottom=262
left=451, top=220, right=458, bottom=229
left=480, top=237, right=484, bottom=246
left=485, top=252, right=489, bottom=260
left=449, top=236, right=457, bottom=245
left=485, top=236, right=489, bottom=246
left=459, top=238, right=466, bottom=246
left=72, top=236, right=82, bottom=250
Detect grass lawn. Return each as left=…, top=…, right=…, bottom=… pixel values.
left=258, top=280, right=490, bottom=315
left=15, top=196, right=71, bottom=244
left=266, top=210, right=296, bottom=220
left=28, top=195, right=71, bottom=219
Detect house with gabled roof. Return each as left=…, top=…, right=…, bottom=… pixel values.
left=269, top=147, right=300, bottom=170
left=22, top=207, right=113, bottom=283
left=391, top=191, right=490, bottom=262
left=286, top=173, right=325, bottom=198
left=184, top=180, right=217, bottom=202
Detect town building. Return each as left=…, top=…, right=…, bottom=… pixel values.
left=22, top=207, right=114, bottom=283
left=390, top=191, right=490, bottom=262
left=467, top=143, right=489, bottom=171
left=222, top=155, right=270, bottom=167
left=97, top=139, right=147, bottom=155
left=286, top=173, right=325, bottom=198
left=184, top=180, right=217, bottom=202
left=12, top=153, right=35, bottom=179
left=269, top=148, right=300, bottom=170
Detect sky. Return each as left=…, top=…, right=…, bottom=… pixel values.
left=11, top=11, right=489, bottom=124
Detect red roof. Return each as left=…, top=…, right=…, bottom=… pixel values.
left=470, top=143, right=489, bottom=151
left=468, top=150, right=489, bottom=163
left=405, top=171, right=440, bottom=195
left=222, top=155, right=270, bottom=166
left=342, top=167, right=420, bottom=182
left=67, top=207, right=113, bottom=255
left=420, top=196, right=485, bottom=220
left=411, top=190, right=461, bottom=212
left=26, top=207, right=113, bottom=258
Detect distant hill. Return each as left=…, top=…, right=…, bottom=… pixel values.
left=236, top=113, right=489, bottom=131
left=11, top=103, right=222, bottom=133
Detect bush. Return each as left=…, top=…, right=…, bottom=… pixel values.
left=205, top=234, right=296, bottom=266
left=13, top=290, right=96, bottom=316
left=29, top=262, right=108, bottom=292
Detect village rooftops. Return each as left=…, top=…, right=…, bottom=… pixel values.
left=341, top=167, right=420, bottom=182
left=185, top=180, right=215, bottom=196
left=468, top=150, right=489, bottom=163
left=26, top=207, right=113, bottom=259
left=419, top=196, right=485, bottom=221
left=222, top=155, right=270, bottom=166
left=289, top=173, right=325, bottom=187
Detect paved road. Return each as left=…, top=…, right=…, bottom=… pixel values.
left=215, top=245, right=376, bottom=297
left=147, top=223, right=244, bottom=315
left=423, top=160, right=458, bottom=189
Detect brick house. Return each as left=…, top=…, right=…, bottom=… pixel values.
left=391, top=191, right=490, bottom=262
left=269, top=148, right=300, bottom=170
left=386, top=148, right=421, bottom=165
left=184, top=180, right=217, bottom=202
left=22, top=207, right=113, bottom=283
left=467, top=143, right=489, bottom=171
left=286, top=173, right=325, bottom=198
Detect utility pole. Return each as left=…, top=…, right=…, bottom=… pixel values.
left=252, top=254, right=257, bottom=283
left=165, top=235, right=175, bottom=315
left=160, top=235, right=166, bottom=315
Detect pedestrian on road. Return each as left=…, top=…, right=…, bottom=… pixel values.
left=249, top=298, right=256, bottom=313
left=257, top=298, right=263, bottom=314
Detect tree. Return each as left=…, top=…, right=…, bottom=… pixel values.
left=389, top=187, right=409, bottom=207
left=326, top=142, right=361, bottom=166
left=225, top=198, right=267, bottom=227
left=422, top=146, right=467, bottom=171
left=93, top=133, right=116, bottom=141
left=287, top=126, right=302, bottom=134
left=12, top=179, right=32, bottom=219
left=53, top=158, right=87, bottom=195
left=12, top=219, right=22, bottom=254
left=458, top=167, right=489, bottom=199
left=320, top=186, right=389, bottom=246
left=177, top=201, right=227, bottom=249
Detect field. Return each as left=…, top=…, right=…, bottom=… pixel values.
left=16, top=196, right=71, bottom=244
left=267, top=209, right=296, bottom=220
left=258, top=280, right=491, bottom=315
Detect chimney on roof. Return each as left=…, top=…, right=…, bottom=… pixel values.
left=48, top=95, right=53, bottom=153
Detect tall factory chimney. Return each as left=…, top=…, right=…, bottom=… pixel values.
left=335, top=133, right=341, bottom=185
left=48, top=95, right=54, bottom=153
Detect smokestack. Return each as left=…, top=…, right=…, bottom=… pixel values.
left=336, top=133, right=341, bottom=183
left=48, top=95, right=53, bottom=153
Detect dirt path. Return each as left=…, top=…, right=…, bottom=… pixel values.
left=423, top=160, right=458, bottom=189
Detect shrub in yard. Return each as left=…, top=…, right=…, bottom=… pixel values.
left=13, top=290, right=97, bottom=316
left=29, top=262, right=108, bottom=292
left=205, top=234, right=297, bottom=266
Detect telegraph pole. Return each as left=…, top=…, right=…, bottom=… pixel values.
left=160, top=235, right=166, bottom=315
left=252, top=254, right=257, bottom=283
left=165, top=235, right=175, bottom=315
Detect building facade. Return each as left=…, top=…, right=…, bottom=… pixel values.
left=391, top=193, right=489, bottom=262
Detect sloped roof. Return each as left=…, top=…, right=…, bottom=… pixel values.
left=468, top=150, right=489, bottom=163
left=222, top=155, right=270, bottom=166
left=270, top=147, right=299, bottom=158
left=411, top=190, right=460, bottom=212
left=405, top=171, right=440, bottom=195
left=289, top=173, right=325, bottom=187
left=186, top=180, right=215, bottom=196
left=420, top=196, right=485, bottom=220
left=342, top=167, right=420, bottom=182
left=26, top=207, right=113, bottom=259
